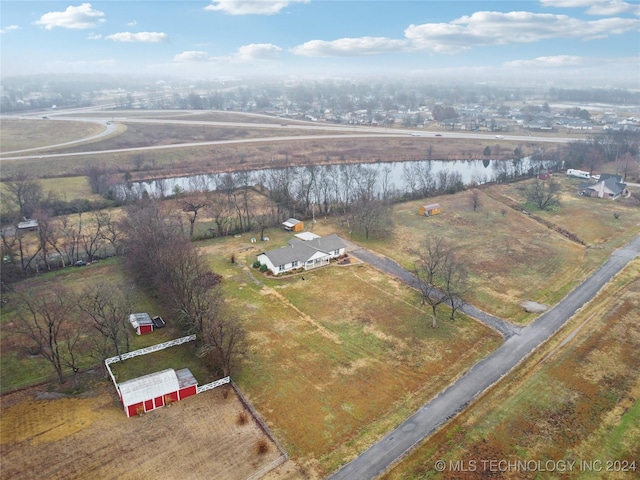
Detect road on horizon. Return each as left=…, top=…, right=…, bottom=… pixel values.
left=1, top=108, right=577, bottom=161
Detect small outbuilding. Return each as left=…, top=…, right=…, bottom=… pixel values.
left=118, top=368, right=198, bottom=417
left=418, top=203, right=441, bottom=216
left=129, top=313, right=154, bottom=335
left=17, top=219, right=38, bottom=231
left=283, top=218, right=304, bottom=232
left=538, top=169, right=551, bottom=180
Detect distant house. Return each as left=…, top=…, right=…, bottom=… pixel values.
left=282, top=218, right=304, bottom=232
left=129, top=313, right=154, bottom=335
left=257, top=233, right=346, bottom=275
left=418, top=203, right=441, bottom=216
left=579, top=174, right=629, bottom=200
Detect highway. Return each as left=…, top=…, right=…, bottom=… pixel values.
left=1, top=108, right=578, bottom=161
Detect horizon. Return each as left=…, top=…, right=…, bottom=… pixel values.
left=1, top=1, right=639, bottom=88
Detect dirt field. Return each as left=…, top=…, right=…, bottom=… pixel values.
left=0, top=378, right=283, bottom=480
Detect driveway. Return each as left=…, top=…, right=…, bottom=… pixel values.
left=332, top=235, right=640, bottom=480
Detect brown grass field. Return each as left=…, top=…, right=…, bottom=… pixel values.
left=198, top=232, right=503, bottom=478
left=1, top=115, right=637, bottom=479
left=380, top=258, right=640, bottom=480
left=363, top=177, right=640, bottom=323
left=0, top=119, right=103, bottom=152
left=0, top=382, right=282, bottom=480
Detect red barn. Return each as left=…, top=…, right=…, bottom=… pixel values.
left=129, top=313, right=154, bottom=335
left=118, top=368, right=198, bottom=417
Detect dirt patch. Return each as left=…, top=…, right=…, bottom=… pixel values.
left=521, top=300, right=548, bottom=313
left=1, top=381, right=282, bottom=480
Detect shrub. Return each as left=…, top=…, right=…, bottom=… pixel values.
left=255, top=439, right=269, bottom=455
left=252, top=260, right=261, bottom=268
left=237, top=411, right=249, bottom=425
left=259, top=264, right=268, bottom=273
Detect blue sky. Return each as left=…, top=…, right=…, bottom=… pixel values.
left=1, top=1, right=639, bottom=85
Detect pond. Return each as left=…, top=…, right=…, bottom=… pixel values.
left=121, top=157, right=539, bottom=199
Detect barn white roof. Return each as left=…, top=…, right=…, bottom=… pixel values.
left=119, top=369, right=180, bottom=407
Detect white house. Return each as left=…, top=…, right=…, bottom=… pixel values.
left=257, top=233, right=346, bottom=275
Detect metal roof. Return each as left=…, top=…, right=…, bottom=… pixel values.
left=129, top=313, right=154, bottom=328
left=119, top=369, right=180, bottom=407
left=282, top=218, right=301, bottom=227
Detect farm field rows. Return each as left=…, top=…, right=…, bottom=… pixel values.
left=381, top=259, right=640, bottom=480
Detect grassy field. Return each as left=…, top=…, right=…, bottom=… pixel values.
left=0, top=258, right=175, bottom=393
left=0, top=119, right=103, bottom=152
left=381, top=258, right=640, bottom=480
left=355, top=176, right=640, bottom=323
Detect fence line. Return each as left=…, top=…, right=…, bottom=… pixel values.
left=246, top=454, right=288, bottom=480
left=105, top=335, right=196, bottom=365
left=196, top=376, right=230, bottom=394
left=231, top=380, right=289, bottom=462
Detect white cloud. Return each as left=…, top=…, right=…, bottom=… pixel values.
left=127, top=20, right=138, bottom=27
left=173, top=44, right=281, bottom=64
left=540, top=1, right=640, bottom=16
left=0, top=25, right=21, bottom=34
left=105, top=32, right=169, bottom=43
left=291, top=10, right=638, bottom=58
left=174, top=51, right=210, bottom=62
left=204, top=0, right=309, bottom=15
left=33, top=3, right=105, bottom=30
left=503, top=55, right=586, bottom=68
left=236, top=43, right=282, bottom=61
left=404, top=11, right=640, bottom=53
left=291, top=37, right=409, bottom=57
left=87, top=32, right=102, bottom=40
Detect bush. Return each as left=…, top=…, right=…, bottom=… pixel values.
left=259, top=264, right=268, bottom=273
left=252, top=260, right=261, bottom=268
left=255, top=439, right=269, bottom=455
left=237, top=411, right=248, bottom=425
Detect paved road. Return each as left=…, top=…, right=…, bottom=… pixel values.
left=331, top=235, right=640, bottom=480
left=1, top=108, right=577, bottom=161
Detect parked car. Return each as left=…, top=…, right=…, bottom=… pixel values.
left=74, top=260, right=87, bottom=267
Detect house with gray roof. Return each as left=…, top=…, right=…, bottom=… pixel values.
left=256, top=233, right=346, bottom=275
left=579, top=174, right=629, bottom=200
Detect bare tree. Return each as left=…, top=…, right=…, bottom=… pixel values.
left=4, top=171, right=43, bottom=220
left=351, top=197, right=391, bottom=240
left=95, top=211, right=123, bottom=256
left=78, top=284, right=132, bottom=361
left=470, top=189, right=482, bottom=212
left=15, top=287, right=76, bottom=383
left=441, top=252, right=469, bottom=320
left=412, top=238, right=450, bottom=328
left=526, top=179, right=562, bottom=210
left=181, top=193, right=209, bottom=238
left=200, top=311, right=247, bottom=377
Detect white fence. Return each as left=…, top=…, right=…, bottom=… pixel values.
left=104, top=334, right=197, bottom=391
left=196, top=376, right=230, bottom=394
left=105, top=334, right=196, bottom=365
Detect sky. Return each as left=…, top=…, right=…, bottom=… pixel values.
left=1, top=0, right=639, bottom=85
